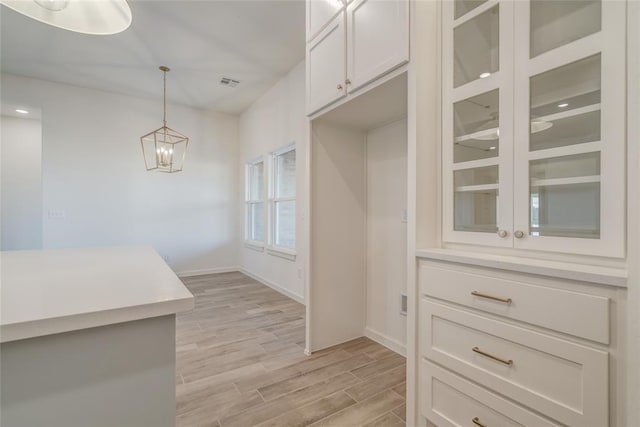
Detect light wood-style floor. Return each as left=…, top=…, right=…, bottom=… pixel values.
left=176, top=272, right=406, bottom=427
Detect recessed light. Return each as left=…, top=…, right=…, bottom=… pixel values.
left=557, top=103, right=569, bottom=108
left=479, top=72, right=491, bottom=79
left=489, top=146, right=497, bottom=150
left=15, top=109, right=29, bottom=114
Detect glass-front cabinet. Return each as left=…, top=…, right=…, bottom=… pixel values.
left=442, top=0, right=626, bottom=257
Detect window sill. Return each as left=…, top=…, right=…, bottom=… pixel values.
left=244, top=241, right=265, bottom=252
left=266, top=247, right=296, bottom=261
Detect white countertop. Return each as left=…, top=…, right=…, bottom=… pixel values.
left=1, top=246, right=194, bottom=343
left=416, top=248, right=628, bottom=287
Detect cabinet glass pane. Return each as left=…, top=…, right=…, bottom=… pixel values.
left=455, top=0, right=488, bottom=20
left=454, top=166, right=498, bottom=233
left=454, top=90, right=499, bottom=162
left=530, top=55, right=601, bottom=151
left=530, top=0, right=601, bottom=58
left=530, top=152, right=600, bottom=238
left=454, top=5, right=499, bottom=88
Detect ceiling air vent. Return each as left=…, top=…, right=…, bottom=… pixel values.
left=219, top=77, right=240, bottom=88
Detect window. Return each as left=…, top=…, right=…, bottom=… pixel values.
left=245, top=158, right=264, bottom=246
left=269, top=144, right=296, bottom=254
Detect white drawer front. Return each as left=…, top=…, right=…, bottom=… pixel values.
left=421, top=361, right=561, bottom=427
left=422, top=300, right=608, bottom=427
left=419, top=263, right=610, bottom=344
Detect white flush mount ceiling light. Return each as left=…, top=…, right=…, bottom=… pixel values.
left=0, top=0, right=132, bottom=35
left=15, top=109, right=29, bottom=114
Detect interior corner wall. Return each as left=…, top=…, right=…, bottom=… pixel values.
left=0, top=73, right=240, bottom=276
left=1, top=115, right=43, bottom=250
left=365, top=119, right=408, bottom=354
left=238, top=60, right=306, bottom=303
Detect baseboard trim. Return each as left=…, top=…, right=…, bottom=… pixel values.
left=364, top=327, right=407, bottom=357
left=176, top=266, right=239, bottom=278
left=240, top=268, right=306, bottom=305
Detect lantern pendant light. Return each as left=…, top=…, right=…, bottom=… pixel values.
left=140, top=66, right=189, bottom=173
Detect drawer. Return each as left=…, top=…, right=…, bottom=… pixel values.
left=419, top=263, right=610, bottom=344
left=422, top=300, right=608, bottom=427
left=421, top=360, right=560, bottom=427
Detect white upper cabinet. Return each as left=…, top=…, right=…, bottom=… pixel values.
left=306, top=0, right=409, bottom=115
left=442, top=0, right=626, bottom=258
left=307, top=0, right=345, bottom=42
left=306, top=14, right=347, bottom=115
left=346, top=0, right=409, bottom=92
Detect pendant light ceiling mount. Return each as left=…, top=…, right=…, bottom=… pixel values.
left=140, top=66, right=189, bottom=174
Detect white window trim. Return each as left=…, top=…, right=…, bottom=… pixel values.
left=267, top=143, right=297, bottom=260
left=245, top=155, right=265, bottom=248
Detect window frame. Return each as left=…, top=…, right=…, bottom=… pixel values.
left=244, top=155, right=266, bottom=250
left=267, top=143, right=297, bottom=260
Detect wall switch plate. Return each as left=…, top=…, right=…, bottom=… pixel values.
left=400, top=292, right=407, bottom=316
left=47, top=209, right=66, bottom=219
left=401, top=209, right=408, bottom=223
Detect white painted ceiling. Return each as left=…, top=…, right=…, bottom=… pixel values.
left=0, top=0, right=305, bottom=114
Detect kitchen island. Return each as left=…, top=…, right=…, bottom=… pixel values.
left=0, top=246, right=194, bottom=427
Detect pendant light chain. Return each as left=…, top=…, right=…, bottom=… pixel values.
left=162, top=66, right=168, bottom=127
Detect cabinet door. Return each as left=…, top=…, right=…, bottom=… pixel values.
left=512, top=0, right=626, bottom=257
left=306, top=13, right=347, bottom=115
left=307, top=0, right=345, bottom=42
left=346, top=0, right=409, bottom=92
left=442, top=0, right=515, bottom=246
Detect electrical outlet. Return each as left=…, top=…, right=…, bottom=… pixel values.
left=400, top=292, right=407, bottom=316
left=401, top=209, right=408, bottom=223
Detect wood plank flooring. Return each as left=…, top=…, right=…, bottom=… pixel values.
left=176, top=272, right=406, bottom=427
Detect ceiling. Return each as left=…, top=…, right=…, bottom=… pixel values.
left=0, top=0, right=305, bottom=114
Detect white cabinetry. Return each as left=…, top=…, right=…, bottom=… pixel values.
left=442, top=0, right=626, bottom=257
left=306, top=0, right=344, bottom=42
left=306, top=0, right=409, bottom=115
left=417, top=255, right=622, bottom=427
left=306, top=15, right=347, bottom=114
left=346, top=0, right=409, bottom=92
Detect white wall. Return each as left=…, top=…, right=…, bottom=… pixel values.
left=309, top=122, right=367, bottom=352
left=238, top=61, right=306, bottom=302
left=1, top=115, right=43, bottom=250
left=0, top=74, right=240, bottom=275
left=366, top=119, right=408, bottom=354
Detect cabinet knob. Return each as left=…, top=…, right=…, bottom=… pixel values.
left=497, top=229, right=508, bottom=238
left=337, top=83, right=343, bottom=90
left=514, top=230, right=525, bottom=239
left=345, top=78, right=352, bottom=85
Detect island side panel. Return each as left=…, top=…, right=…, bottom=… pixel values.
left=1, top=314, right=176, bottom=427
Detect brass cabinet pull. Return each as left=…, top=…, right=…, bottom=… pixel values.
left=472, top=346, right=513, bottom=366
left=471, top=291, right=512, bottom=304
left=337, top=83, right=343, bottom=90
left=345, top=78, right=352, bottom=85
left=472, top=417, right=486, bottom=427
